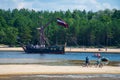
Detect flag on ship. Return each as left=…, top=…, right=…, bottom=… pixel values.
left=57, top=18, right=68, bottom=28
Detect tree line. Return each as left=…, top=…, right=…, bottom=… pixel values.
left=0, top=8, right=120, bottom=47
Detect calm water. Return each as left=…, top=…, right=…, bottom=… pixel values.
left=0, top=74, right=120, bottom=80
left=0, top=52, right=120, bottom=64
left=0, top=52, right=120, bottom=61
left=22, top=74, right=120, bottom=78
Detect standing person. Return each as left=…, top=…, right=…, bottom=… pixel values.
left=96, top=57, right=102, bottom=67
left=85, top=56, right=90, bottom=67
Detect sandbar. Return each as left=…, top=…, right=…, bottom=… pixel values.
left=0, top=64, right=120, bottom=76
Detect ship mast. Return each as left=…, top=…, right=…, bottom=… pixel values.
left=37, top=18, right=68, bottom=47
left=37, top=26, right=45, bottom=47
left=37, top=19, right=54, bottom=47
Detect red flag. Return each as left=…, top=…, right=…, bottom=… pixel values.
left=57, top=18, right=68, bottom=28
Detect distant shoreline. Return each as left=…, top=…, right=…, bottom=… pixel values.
left=65, top=47, right=120, bottom=53
left=0, top=47, right=23, bottom=52
left=0, top=47, right=120, bottom=53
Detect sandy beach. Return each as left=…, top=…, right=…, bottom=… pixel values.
left=65, top=47, right=120, bottom=53
left=0, top=64, right=120, bottom=76
left=0, top=64, right=120, bottom=80
left=0, top=47, right=23, bottom=52
left=0, top=47, right=120, bottom=53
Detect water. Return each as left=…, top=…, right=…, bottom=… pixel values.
left=1, top=74, right=120, bottom=80
left=0, top=52, right=120, bottom=61
left=0, top=52, right=120, bottom=64
left=22, top=74, right=120, bottom=79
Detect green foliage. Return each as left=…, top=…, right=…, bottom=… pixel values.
left=0, top=8, right=120, bottom=47
left=4, top=27, right=18, bottom=46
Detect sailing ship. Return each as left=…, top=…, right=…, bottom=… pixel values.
left=22, top=18, right=68, bottom=54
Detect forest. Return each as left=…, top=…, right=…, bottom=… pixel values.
left=0, top=8, right=120, bottom=47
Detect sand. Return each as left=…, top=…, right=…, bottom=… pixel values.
left=0, top=47, right=120, bottom=53
left=0, top=47, right=23, bottom=51
left=0, top=64, right=120, bottom=76
left=65, top=47, right=120, bottom=53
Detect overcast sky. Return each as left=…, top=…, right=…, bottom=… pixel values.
left=0, top=0, right=120, bottom=11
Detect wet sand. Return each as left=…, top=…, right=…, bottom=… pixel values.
left=0, top=77, right=119, bottom=80
left=0, top=74, right=120, bottom=80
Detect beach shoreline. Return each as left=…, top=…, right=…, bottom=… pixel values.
left=0, top=47, right=120, bottom=53
left=0, top=64, right=120, bottom=77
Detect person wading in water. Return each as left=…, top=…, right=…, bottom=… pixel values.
left=85, top=56, right=90, bottom=67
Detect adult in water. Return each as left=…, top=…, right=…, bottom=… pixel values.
left=85, top=56, right=90, bottom=67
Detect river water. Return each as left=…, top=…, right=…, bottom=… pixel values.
left=0, top=52, right=120, bottom=64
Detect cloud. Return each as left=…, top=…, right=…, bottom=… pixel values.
left=17, top=1, right=33, bottom=9
left=0, top=0, right=119, bottom=11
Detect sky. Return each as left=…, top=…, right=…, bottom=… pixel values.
left=0, top=0, right=120, bottom=11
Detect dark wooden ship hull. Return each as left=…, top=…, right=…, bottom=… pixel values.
left=22, top=45, right=65, bottom=54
